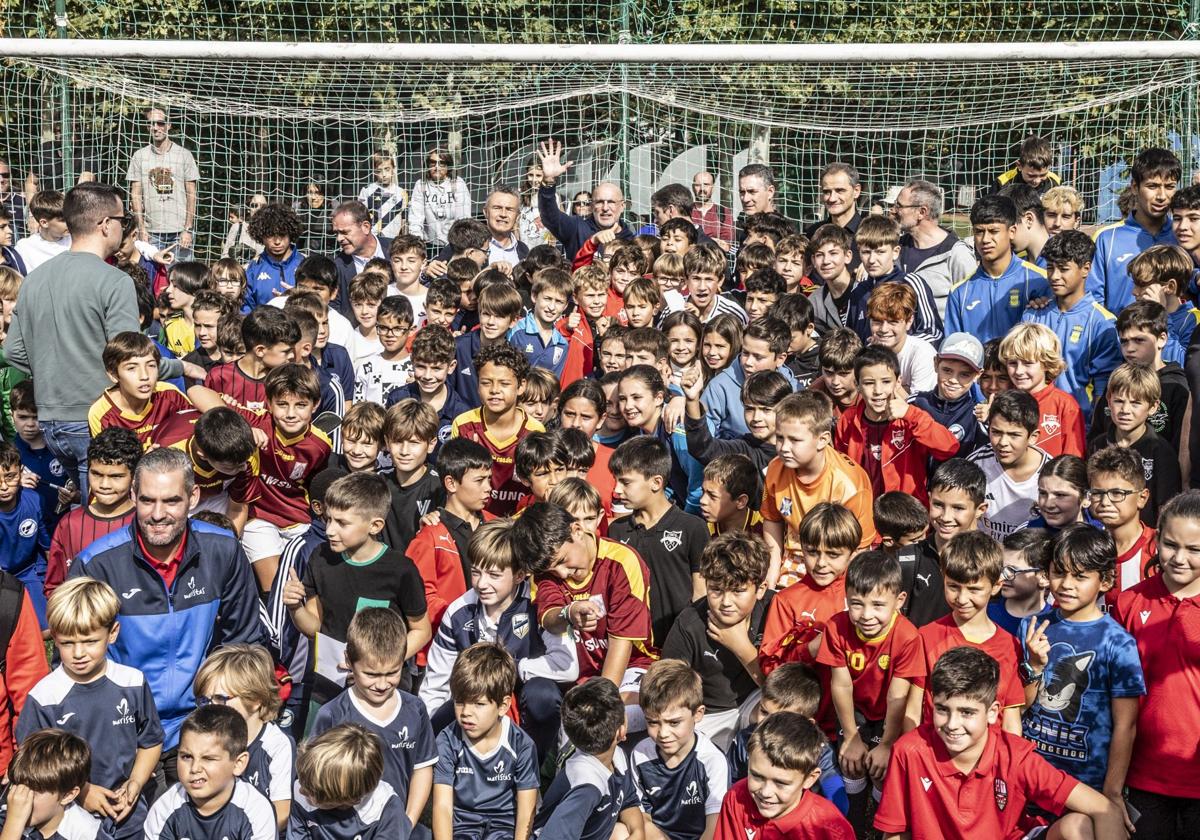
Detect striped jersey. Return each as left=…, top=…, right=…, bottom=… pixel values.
left=203, top=361, right=268, bottom=411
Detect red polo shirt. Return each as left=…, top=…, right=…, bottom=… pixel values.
left=714, top=778, right=854, bottom=840
left=874, top=724, right=1077, bottom=840
left=135, top=529, right=186, bottom=590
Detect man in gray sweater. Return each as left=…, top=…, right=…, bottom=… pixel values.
left=3, top=182, right=192, bottom=494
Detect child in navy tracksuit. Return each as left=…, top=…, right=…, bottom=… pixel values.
left=0, top=441, right=51, bottom=628
left=910, top=332, right=987, bottom=461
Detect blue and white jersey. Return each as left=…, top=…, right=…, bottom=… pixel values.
left=311, top=690, right=437, bottom=804
left=508, top=313, right=569, bottom=379
left=420, top=584, right=577, bottom=715
left=1022, top=295, right=1122, bottom=422
left=630, top=733, right=727, bottom=840
left=143, top=780, right=275, bottom=840
left=1086, top=213, right=1177, bottom=312
left=287, top=781, right=409, bottom=840
left=0, top=803, right=112, bottom=840
left=243, top=722, right=294, bottom=805
left=1019, top=609, right=1146, bottom=789
left=433, top=717, right=539, bottom=834
left=0, top=487, right=49, bottom=626
left=18, top=662, right=163, bottom=792
left=944, top=256, right=1049, bottom=344
left=533, top=751, right=638, bottom=840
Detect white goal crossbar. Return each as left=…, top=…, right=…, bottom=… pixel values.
left=4, top=38, right=1200, bottom=63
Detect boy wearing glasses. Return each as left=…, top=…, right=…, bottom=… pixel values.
left=1087, top=445, right=1156, bottom=600
left=355, top=295, right=414, bottom=406
left=125, top=107, right=199, bottom=260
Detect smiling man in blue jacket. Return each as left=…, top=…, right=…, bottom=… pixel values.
left=69, top=447, right=267, bottom=762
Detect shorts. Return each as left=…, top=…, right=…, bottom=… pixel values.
left=242, top=518, right=309, bottom=563
left=619, top=667, right=647, bottom=695
left=696, top=707, right=741, bottom=751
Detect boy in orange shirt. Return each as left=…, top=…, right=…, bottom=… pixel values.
left=905, top=531, right=1025, bottom=736
left=997, top=322, right=1085, bottom=457
left=762, top=391, right=875, bottom=589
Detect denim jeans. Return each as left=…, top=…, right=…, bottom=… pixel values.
left=147, top=230, right=193, bottom=263
left=39, top=419, right=90, bottom=499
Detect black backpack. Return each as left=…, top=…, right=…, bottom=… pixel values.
left=0, top=572, right=26, bottom=676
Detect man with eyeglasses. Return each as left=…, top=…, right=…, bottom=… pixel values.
left=892, top=179, right=978, bottom=317
left=0, top=158, right=28, bottom=241
left=3, top=183, right=198, bottom=495
left=126, top=107, right=199, bottom=261
left=535, top=140, right=635, bottom=263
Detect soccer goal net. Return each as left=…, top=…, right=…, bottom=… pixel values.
left=1, top=36, right=1197, bottom=258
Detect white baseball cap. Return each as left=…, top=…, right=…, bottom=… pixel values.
left=938, top=332, right=984, bottom=371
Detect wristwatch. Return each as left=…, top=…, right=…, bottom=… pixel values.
left=1018, top=661, right=1043, bottom=686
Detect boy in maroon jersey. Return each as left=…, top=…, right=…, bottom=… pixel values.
left=874, top=647, right=1123, bottom=840
left=1112, top=489, right=1200, bottom=837
left=816, top=550, right=924, bottom=835
left=189, top=363, right=331, bottom=594
left=87, top=331, right=193, bottom=450
left=43, top=428, right=140, bottom=600
left=167, top=406, right=259, bottom=516
left=519, top=496, right=656, bottom=728
left=450, top=343, right=544, bottom=516
left=202, top=306, right=299, bottom=411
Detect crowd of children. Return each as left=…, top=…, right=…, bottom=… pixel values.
left=0, top=135, right=1198, bottom=840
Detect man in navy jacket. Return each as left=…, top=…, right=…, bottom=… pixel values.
left=536, top=141, right=635, bottom=262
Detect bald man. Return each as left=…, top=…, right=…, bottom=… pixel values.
left=535, top=141, right=635, bottom=261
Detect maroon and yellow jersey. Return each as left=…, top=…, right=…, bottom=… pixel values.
left=534, top=538, right=657, bottom=679
left=238, top=408, right=332, bottom=527
left=203, top=362, right=267, bottom=411
left=45, top=507, right=134, bottom=599
left=87, top=383, right=194, bottom=450
left=450, top=407, right=544, bottom=516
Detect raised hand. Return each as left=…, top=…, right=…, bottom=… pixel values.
left=888, top=383, right=910, bottom=420
left=1024, top=617, right=1052, bottom=671
left=537, top=141, right=573, bottom=182
left=282, top=567, right=306, bottom=608
left=680, top=362, right=704, bottom=402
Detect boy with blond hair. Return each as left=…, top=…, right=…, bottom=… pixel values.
left=18, top=578, right=162, bottom=839
left=998, top=322, right=1085, bottom=457
left=1041, top=184, right=1084, bottom=235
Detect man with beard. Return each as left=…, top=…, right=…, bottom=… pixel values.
left=691, top=170, right=735, bottom=249
left=69, top=447, right=266, bottom=784
left=892, top=179, right=979, bottom=317
left=536, top=140, right=635, bottom=262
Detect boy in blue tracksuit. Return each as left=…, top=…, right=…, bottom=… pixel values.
left=245, top=204, right=306, bottom=308
left=945, top=194, right=1049, bottom=344
left=910, top=332, right=987, bottom=461
left=69, top=469, right=268, bottom=749
left=1127, top=243, right=1200, bottom=366
left=702, top=317, right=797, bottom=439
left=508, top=270, right=572, bottom=379
left=0, top=442, right=51, bottom=628
left=1086, top=147, right=1181, bottom=312
left=1022, top=230, right=1122, bottom=424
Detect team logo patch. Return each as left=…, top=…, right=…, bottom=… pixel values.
left=1142, top=458, right=1154, bottom=481
left=1009, top=289, right=1021, bottom=307
left=17, top=519, right=36, bottom=538
left=512, top=613, right=530, bottom=639
left=890, top=429, right=906, bottom=448
left=1042, top=415, right=1060, bottom=437
left=289, top=461, right=308, bottom=481
left=439, top=424, right=453, bottom=443
left=1069, top=325, right=1083, bottom=344
left=878, top=654, right=891, bottom=671
left=660, top=530, right=683, bottom=552
left=49, top=459, right=64, bottom=478
left=552, top=347, right=564, bottom=365
left=994, top=779, right=1008, bottom=811
left=949, top=423, right=965, bottom=441
left=779, top=497, right=792, bottom=517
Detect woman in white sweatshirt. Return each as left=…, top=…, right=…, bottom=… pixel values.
left=407, top=147, right=470, bottom=248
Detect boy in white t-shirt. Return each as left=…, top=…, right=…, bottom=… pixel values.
left=967, top=389, right=1048, bottom=541
left=867, top=282, right=936, bottom=393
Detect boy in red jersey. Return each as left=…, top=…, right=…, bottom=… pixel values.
left=713, top=711, right=853, bottom=840
left=816, top=551, right=924, bottom=835
left=759, top=503, right=859, bottom=675
left=87, top=331, right=193, bottom=449
left=875, top=646, right=1124, bottom=840
left=1087, top=445, right=1156, bottom=601
left=834, top=345, right=959, bottom=504
left=1112, top=489, right=1200, bottom=838
left=906, top=531, right=1024, bottom=735
left=166, top=406, right=258, bottom=516
left=997, top=322, right=1085, bottom=457
left=202, top=306, right=299, bottom=411
left=44, top=428, right=139, bottom=599
left=189, top=363, right=331, bottom=594
left=450, top=343, right=543, bottom=516
left=522, top=498, right=656, bottom=728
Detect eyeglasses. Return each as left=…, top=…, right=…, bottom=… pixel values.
left=1000, top=566, right=1041, bottom=581
left=102, top=214, right=135, bottom=235
left=147, top=120, right=167, bottom=127
left=0, top=172, right=10, bottom=179
left=377, top=324, right=412, bottom=336
left=892, top=203, right=922, bottom=210
left=427, top=158, right=448, bottom=166
left=1086, top=487, right=1136, bottom=503
left=573, top=200, right=592, bottom=207
left=196, top=693, right=237, bottom=706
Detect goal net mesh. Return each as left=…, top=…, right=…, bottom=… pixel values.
left=1, top=2, right=1197, bottom=258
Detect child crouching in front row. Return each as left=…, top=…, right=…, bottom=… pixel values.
left=0, top=731, right=103, bottom=840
